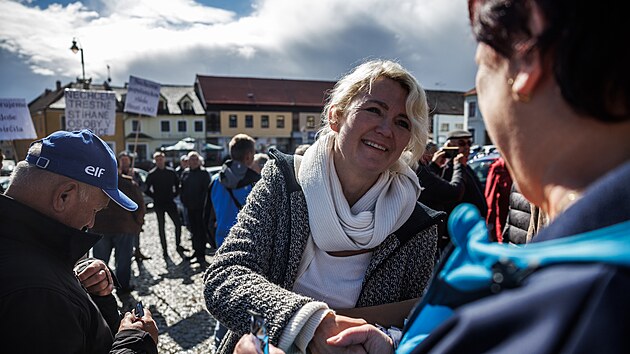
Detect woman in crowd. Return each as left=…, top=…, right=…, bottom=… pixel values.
left=322, top=0, right=630, bottom=352
left=204, top=59, right=441, bottom=353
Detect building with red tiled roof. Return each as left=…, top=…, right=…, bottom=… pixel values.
left=195, top=75, right=467, bottom=153
left=195, top=75, right=334, bottom=153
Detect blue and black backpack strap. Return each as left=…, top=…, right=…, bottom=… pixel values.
left=397, top=203, right=630, bottom=354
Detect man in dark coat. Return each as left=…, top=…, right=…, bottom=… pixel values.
left=145, top=151, right=185, bottom=258
left=437, top=130, right=487, bottom=218
left=0, top=130, right=158, bottom=353
left=180, top=151, right=210, bottom=264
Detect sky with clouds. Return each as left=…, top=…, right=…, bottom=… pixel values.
left=0, top=0, right=477, bottom=103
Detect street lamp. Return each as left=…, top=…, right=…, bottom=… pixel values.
left=70, top=38, right=86, bottom=85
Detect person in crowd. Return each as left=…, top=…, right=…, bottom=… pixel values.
left=311, top=0, right=630, bottom=352
left=145, top=151, right=186, bottom=258
left=118, top=151, right=151, bottom=262
left=91, top=154, right=147, bottom=293
left=435, top=130, right=488, bottom=218
left=416, top=141, right=466, bottom=255
left=484, top=156, right=512, bottom=242
left=0, top=129, right=158, bottom=352
left=0, top=152, right=5, bottom=193
left=205, top=134, right=260, bottom=249
left=175, top=154, right=190, bottom=228
left=175, top=154, right=189, bottom=179
left=502, top=182, right=548, bottom=244
left=294, top=144, right=311, bottom=156
left=251, top=152, right=269, bottom=175
left=180, top=151, right=210, bottom=265
left=205, top=59, right=441, bottom=354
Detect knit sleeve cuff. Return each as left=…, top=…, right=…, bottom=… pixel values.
left=278, top=302, right=332, bottom=353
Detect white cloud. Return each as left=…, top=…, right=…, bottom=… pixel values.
left=0, top=0, right=476, bottom=100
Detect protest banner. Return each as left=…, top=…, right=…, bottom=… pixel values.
left=124, top=75, right=161, bottom=117
left=0, top=98, right=37, bottom=140
left=64, top=89, right=116, bottom=136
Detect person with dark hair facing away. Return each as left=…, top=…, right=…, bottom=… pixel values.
left=1, top=130, right=158, bottom=353
left=145, top=151, right=186, bottom=259
left=307, top=1, right=630, bottom=353
left=205, top=133, right=260, bottom=249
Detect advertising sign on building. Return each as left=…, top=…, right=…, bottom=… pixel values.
left=0, top=98, right=37, bottom=140
left=124, top=75, right=161, bottom=117
left=64, top=89, right=117, bottom=136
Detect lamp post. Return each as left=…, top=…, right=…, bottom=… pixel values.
left=70, top=38, right=86, bottom=85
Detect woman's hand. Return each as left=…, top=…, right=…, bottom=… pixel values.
left=327, top=324, right=394, bottom=354
left=234, top=334, right=285, bottom=354
left=308, top=313, right=367, bottom=354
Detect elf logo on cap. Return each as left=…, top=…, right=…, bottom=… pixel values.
left=85, top=165, right=106, bottom=178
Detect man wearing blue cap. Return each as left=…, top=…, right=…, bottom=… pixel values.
left=0, top=129, right=158, bottom=352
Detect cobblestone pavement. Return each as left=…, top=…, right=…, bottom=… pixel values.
left=102, top=209, right=218, bottom=353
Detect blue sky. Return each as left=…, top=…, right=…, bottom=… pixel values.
left=0, top=0, right=477, bottom=103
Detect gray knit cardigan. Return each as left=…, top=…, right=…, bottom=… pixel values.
left=203, top=150, right=439, bottom=353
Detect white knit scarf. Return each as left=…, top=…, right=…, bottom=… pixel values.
left=298, top=132, right=421, bottom=253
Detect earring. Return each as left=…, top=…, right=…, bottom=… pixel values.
left=508, top=77, right=531, bottom=103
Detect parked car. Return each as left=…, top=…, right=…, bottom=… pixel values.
left=469, top=152, right=500, bottom=188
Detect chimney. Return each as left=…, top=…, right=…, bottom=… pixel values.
left=56, top=80, right=61, bottom=91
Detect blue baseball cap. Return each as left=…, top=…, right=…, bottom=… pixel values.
left=25, top=129, right=138, bottom=211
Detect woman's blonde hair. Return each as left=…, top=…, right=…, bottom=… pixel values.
left=319, top=59, right=429, bottom=163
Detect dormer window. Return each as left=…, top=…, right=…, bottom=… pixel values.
left=181, top=100, right=193, bottom=112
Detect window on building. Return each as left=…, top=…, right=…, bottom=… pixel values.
left=261, top=115, right=269, bottom=128
left=229, top=114, right=238, bottom=128
left=468, top=101, right=477, bottom=118
left=126, top=144, right=148, bottom=161
left=161, top=121, right=170, bottom=132
left=178, top=120, right=187, bottom=132
left=245, top=115, right=253, bottom=128
left=132, top=120, right=140, bottom=132
left=181, top=100, right=193, bottom=113
left=194, top=120, right=203, bottom=132
left=440, top=123, right=450, bottom=132
left=277, top=115, right=285, bottom=129
left=207, top=113, right=220, bottom=132
left=455, top=123, right=464, bottom=130
left=158, top=100, right=168, bottom=113
left=306, top=115, right=316, bottom=129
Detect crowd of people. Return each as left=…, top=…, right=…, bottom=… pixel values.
left=1, top=0, right=629, bottom=352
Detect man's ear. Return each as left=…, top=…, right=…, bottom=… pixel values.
left=52, top=181, right=80, bottom=212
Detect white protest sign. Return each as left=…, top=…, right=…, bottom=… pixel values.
left=0, top=98, right=37, bottom=140
left=124, top=76, right=161, bottom=117
left=64, top=89, right=117, bottom=136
